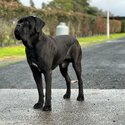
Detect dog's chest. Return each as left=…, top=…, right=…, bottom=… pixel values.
left=26, top=48, right=41, bottom=71
left=26, top=47, right=54, bottom=72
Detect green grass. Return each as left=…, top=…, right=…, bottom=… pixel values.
left=78, top=33, right=125, bottom=46
left=0, top=45, right=25, bottom=58
left=0, top=33, right=125, bottom=59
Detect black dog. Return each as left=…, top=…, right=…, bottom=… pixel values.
left=14, top=16, right=84, bottom=111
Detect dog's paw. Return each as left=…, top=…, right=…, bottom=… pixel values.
left=43, top=105, right=52, bottom=111
left=63, top=93, right=70, bottom=99
left=33, top=103, right=43, bottom=109
left=77, top=95, right=84, bottom=101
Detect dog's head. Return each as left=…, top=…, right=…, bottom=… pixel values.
left=14, top=16, right=45, bottom=47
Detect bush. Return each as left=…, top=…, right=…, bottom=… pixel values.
left=0, top=19, right=20, bottom=47
left=0, top=1, right=123, bottom=46
left=121, top=20, right=125, bottom=33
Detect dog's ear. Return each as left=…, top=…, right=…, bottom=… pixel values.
left=34, top=17, right=45, bottom=32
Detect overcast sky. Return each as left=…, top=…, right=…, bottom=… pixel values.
left=20, top=0, right=125, bottom=16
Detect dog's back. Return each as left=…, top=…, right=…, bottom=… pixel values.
left=51, top=35, right=81, bottom=69
left=54, top=35, right=77, bottom=48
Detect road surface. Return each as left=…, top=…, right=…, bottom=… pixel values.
left=0, top=89, right=125, bottom=125
left=0, top=38, right=125, bottom=89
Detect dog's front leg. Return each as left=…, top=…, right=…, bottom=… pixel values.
left=43, top=70, right=52, bottom=111
left=31, top=66, right=44, bottom=109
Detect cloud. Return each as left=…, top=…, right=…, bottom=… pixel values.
left=90, top=0, right=125, bottom=16
left=20, top=0, right=52, bottom=8
left=20, top=0, right=125, bottom=16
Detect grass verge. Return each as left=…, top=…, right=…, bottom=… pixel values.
left=0, top=45, right=25, bottom=58
left=78, top=33, right=125, bottom=46
left=0, top=45, right=25, bottom=67
left=0, top=33, right=125, bottom=66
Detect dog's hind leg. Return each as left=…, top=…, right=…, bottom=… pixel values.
left=72, top=45, right=84, bottom=101
left=72, top=61, right=84, bottom=101
left=59, top=62, right=71, bottom=99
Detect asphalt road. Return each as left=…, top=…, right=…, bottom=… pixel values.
left=1, top=38, right=125, bottom=89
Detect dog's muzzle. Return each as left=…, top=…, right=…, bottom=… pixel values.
left=14, top=23, right=24, bottom=39
left=14, top=27, right=21, bottom=40
left=15, top=28, right=19, bottom=35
